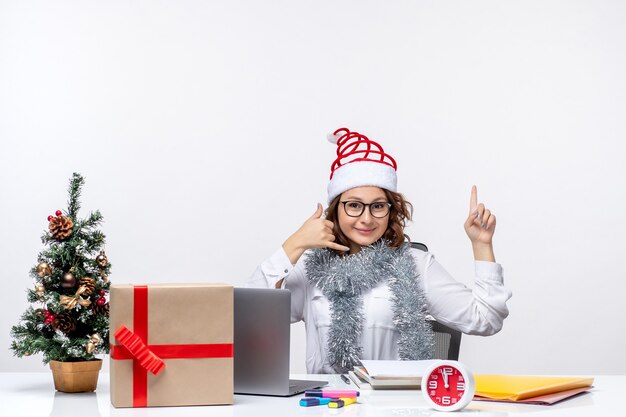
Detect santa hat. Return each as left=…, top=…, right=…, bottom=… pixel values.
left=326, top=127, right=397, bottom=204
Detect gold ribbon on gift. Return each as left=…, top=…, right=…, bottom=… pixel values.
left=60, top=285, right=92, bottom=309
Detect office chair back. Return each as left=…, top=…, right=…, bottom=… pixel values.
left=409, top=242, right=462, bottom=361
left=430, top=320, right=461, bottom=361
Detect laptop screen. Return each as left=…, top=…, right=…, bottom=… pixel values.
left=234, top=288, right=291, bottom=394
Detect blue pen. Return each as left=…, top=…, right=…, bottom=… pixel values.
left=300, top=397, right=332, bottom=407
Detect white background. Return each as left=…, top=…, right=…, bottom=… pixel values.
left=1, top=0, right=625, bottom=375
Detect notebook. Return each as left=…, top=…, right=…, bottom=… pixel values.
left=474, top=375, right=594, bottom=401
left=234, top=287, right=327, bottom=396
left=474, top=386, right=592, bottom=405
left=352, top=360, right=439, bottom=389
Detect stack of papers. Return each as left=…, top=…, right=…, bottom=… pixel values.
left=474, top=375, right=594, bottom=405
left=348, top=360, right=439, bottom=390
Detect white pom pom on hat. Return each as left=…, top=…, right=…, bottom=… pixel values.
left=326, top=127, right=398, bottom=204
left=327, top=131, right=342, bottom=144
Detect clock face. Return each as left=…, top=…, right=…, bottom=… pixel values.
left=422, top=361, right=475, bottom=411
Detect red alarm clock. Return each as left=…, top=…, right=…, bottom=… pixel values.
left=422, top=360, right=475, bottom=412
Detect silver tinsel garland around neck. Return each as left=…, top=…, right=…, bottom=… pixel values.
left=305, top=240, right=434, bottom=373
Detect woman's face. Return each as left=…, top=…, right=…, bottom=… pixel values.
left=337, top=186, right=390, bottom=254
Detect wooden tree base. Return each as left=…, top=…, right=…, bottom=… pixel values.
left=49, top=359, right=102, bottom=393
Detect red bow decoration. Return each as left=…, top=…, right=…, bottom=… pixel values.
left=114, top=325, right=165, bottom=375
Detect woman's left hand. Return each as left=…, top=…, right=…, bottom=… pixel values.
left=464, top=185, right=496, bottom=245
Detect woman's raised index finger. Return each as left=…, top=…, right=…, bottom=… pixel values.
left=470, top=185, right=478, bottom=212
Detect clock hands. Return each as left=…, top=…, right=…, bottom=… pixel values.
left=441, top=368, right=450, bottom=389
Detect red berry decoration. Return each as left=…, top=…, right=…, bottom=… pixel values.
left=97, top=298, right=106, bottom=306
left=47, top=215, right=53, bottom=221
left=55, top=210, right=62, bottom=216
left=43, top=310, right=55, bottom=324
left=99, top=289, right=105, bottom=296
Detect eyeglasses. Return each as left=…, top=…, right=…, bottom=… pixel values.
left=340, top=201, right=392, bottom=218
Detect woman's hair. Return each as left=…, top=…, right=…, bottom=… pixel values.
left=325, top=189, right=413, bottom=252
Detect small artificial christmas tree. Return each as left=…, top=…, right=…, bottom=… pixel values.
left=11, top=173, right=111, bottom=366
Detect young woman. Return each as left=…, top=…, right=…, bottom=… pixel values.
left=247, top=128, right=512, bottom=374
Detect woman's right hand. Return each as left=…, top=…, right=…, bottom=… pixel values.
left=282, top=203, right=350, bottom=264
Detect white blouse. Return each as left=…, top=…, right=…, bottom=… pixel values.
left=246, top=247, right=512, bottom=374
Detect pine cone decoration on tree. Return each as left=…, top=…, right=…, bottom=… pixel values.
left=49, top=216, right=74, bottom=240
left=91, top=301, right=109, bottom=317
left=52, top=313, right=77, bottom=334
left=78, top=277, right=96, bottom=295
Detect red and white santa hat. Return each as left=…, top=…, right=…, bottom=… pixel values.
left=326, top=127, right=398, bottom=204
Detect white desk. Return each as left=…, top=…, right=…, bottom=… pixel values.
left=0, top=373, right=618, bottom=417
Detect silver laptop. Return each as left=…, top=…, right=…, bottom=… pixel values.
left=234, top=287, right=327, bottom=396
